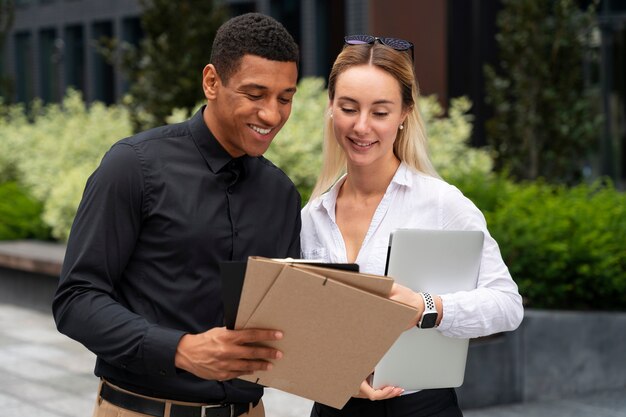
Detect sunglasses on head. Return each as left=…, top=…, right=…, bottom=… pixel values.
left=344, top=35, right=414, bottom=62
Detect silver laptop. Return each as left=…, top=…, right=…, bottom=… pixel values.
left=372, top=228, right=484, bottom=390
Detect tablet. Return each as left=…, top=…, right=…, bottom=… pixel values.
left=372, top=228, right=484, bottom=390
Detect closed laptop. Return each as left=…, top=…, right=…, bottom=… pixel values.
left=372, top=228, right=484, bottom=390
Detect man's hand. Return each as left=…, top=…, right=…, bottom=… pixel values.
left=174, top=327, right=283, bottom=381
left=354, top=379, right=404, bottom=401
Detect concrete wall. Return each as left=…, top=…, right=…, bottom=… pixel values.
left=458, top=331, right=523, bottom=408
left=0, top=266, right=58, bottom=314
left=0, top=241, right=63, bottom=313
left=458, top=309, right=626, bottom=408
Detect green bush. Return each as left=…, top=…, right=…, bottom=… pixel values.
left=1, top=81, right=624, bottom=312
left=458, top=175, right=626, bottom=311
left=485, top=0, right=600, bottom=183
left=449, top=170, right=516, bottom=214
left=0, top=101, right=28, bottom=182
left=0, top=89, right=132, bottom=241
left=421, top=95, right=493, bottom=182
left=0, top=79, right=486, bottom=238
left=100, top=0, right=227, bottom=131
left=265, top=78, right=328, bottom=203
left=0, top=182, right=50, bottom=240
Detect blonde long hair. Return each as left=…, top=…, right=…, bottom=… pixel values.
left=310, top=42, right=439, bottom=200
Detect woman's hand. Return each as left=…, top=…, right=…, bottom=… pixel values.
left=354, top=379, right=404, bottom=400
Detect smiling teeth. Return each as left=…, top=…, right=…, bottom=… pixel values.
left=251, top=125, right=272, bottom=135
left=352, top=140, right=374, bottom=147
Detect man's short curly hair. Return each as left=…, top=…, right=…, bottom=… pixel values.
left=210, top=13, right=299, bottom=84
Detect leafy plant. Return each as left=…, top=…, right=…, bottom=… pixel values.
left=0, top=182, right=50, bottom=240
left=485, top=0, right=601, bottom=183
left=2, top=81, right=625, bottom=312
left=421, top=96, right=493, bottom=182
left=470, top=177, right=626, bottom=310
left=449, top=170, right=516, bottom=214
left=100, top=0, right=227, bottom=131
left=0, top=89, right=131, bottom=241
left=265, top=78, right=328, bottom=203
left=0, top=100, right=27, bottom=182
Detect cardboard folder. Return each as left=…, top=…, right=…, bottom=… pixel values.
left=234, top=257, right=417, bottom=409
left=233, top=257, right=396, bottom=329
left=220, top=258, right=368, bottom=330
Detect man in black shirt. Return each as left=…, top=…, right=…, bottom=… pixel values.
left=53, top=13, right=300, bottom=417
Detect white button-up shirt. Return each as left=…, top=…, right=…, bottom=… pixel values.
left=301, top=162, right=523, bottom=338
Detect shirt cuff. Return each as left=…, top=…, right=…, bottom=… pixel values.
left=142, top=325, right=186, bottom=377
left=437, top=294, right=456, bottom=332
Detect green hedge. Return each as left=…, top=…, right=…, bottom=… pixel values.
left=1, top=82, right=485, bottom=240
left=0, top=182, right=51, bottom=240
left=2, top=84, right=624, bottom=311
left=0, top=90, right=132, bottom=241
left=454, top=174, right=626, bottom=311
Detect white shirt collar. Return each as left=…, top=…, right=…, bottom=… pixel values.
left=310, top=162, right=415, bottom=220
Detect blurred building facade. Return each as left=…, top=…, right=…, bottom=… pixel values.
left=5, top=0, right=142, bottom=104
left=1, top=0, right=624, bottom=184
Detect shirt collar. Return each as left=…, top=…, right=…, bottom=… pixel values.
left=312, top=162, right=414, bottom=208
left=189, top=105, right=245, bottom=174
left=392, top=161, right=414, bottom=187
left=314, top=174, right=346, bottom=220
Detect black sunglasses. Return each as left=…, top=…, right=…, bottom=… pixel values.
left=344, top=35, right=414, bottom=62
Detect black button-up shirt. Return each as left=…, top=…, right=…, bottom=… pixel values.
left=53, top=107, right=301, bottom=403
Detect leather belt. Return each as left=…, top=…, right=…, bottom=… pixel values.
left=99, top=383, right=252, bottom=417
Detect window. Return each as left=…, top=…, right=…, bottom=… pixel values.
left=91, top=21, right=114, bottom=104
left=39, top=28, right=61, bottom=102
left=64, top=25, right=85, bottom=93
left=15, top=0, right=33, bottom=8
left=14, top=32, right=34, bottom=102
left=120, top=17, right=143, bottom=95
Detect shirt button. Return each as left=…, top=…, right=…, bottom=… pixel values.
left=159, top=369, right=166, bottom=376
left=234, top=228, right=239, bottom=237
left=227, top=187, right=233, bottom=194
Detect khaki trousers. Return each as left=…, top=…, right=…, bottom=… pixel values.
left=92, top=380, right=265, bottom=417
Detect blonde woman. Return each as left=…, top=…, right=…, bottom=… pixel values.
left=301, top=35, right=523, bottom=417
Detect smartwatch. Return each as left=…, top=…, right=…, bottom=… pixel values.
left=417, top=292, right=438, bottom=329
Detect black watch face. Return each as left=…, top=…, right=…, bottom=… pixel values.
left=420, top=312, right=438, bottom=328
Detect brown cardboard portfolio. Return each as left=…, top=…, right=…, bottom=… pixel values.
left=293, top=263, right=394, bottom=297
left=235, top=257, right=417, bottom=409
left=234, top=257, right=286, bottom=329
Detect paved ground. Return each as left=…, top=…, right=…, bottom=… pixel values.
left=0, top=302, right=624, bottom=417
